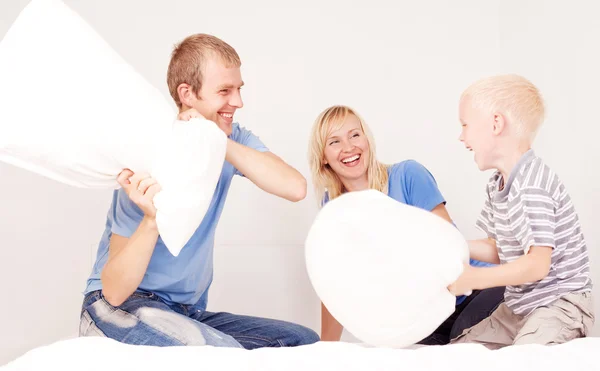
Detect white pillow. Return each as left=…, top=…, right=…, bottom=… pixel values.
left=0, top=0, right=227, bottom=256
left=305, top=189, right=470, bottom=348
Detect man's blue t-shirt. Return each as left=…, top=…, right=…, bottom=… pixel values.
left=83, top=123, right=268, bottom=311
left=325, top=160, right=491, bottom=305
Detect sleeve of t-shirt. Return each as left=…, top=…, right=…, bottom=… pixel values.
left=110, top=189, right=144, bottom=238
left=399, top=160, right=446, bottom=212
left=321, top=192, right=330, bottom=207
left=475, top=183, right=497, bottom=241
left=469, top=258, right=494, bottom=267
left=233, top=126, right=270, bottom=177
left=511, top=186, right=557, bottom=254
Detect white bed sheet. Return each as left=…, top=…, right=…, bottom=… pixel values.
left=3, top=337, right=599, bottom=371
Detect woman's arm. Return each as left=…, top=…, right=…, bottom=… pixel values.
left=430, top=202, right=453, bottom=224
left=321, top=302, right=343, bottom=341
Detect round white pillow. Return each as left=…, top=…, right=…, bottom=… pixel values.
left=305, top=189, right=469, bottom=348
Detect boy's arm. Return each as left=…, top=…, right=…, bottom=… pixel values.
left=468, top=238, right=500, bottom=264
left=226, top=139, right=306, bottom=202
left=448, top=245, right=552, bottom=295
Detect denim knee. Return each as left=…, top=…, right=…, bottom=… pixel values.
left=282, top=325, right=320, bottom=346
left=300, top=327, right=320, bottom=345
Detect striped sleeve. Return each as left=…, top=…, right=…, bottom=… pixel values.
left=476, top=184, right=496, bottom=240
left=510, top=186, right=556, bottom=254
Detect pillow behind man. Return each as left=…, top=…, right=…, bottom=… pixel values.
left=0, top=0, right=226, bottom=256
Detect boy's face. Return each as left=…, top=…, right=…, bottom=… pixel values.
left=190, top=56, right=244, bottom=136
left=458, top=97, right=497, bottom=171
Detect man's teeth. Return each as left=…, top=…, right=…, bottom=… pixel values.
left=220, top=113, right=233, bottom=118
left=342, top=155, right=360, bottom=163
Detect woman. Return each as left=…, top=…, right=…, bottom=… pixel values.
left=308, top=105, right=504, bottom=345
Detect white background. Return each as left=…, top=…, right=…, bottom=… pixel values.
left=1, top=0, right=599, bottom=365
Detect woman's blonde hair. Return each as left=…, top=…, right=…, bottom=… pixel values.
left=308, top=105, right=389, bottom=205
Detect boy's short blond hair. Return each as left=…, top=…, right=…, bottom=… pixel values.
left=167, top=33, right=241, bottom=109
left=461, top=74, right=545, bottom=142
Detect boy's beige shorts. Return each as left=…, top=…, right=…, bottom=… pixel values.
left=450, top=291, right=595, bottom=349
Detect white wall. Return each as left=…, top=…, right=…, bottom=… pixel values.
left=1, top=0, right=598, bottom=365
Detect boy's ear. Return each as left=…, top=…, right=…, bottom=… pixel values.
left=177, top=83, right=196, bottom=108
left=492, top=113, right=506, bottom=136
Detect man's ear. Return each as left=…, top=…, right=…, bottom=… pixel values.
left=177, top=83, right=196, bottom=108
left=492, top=113, right=506, bottom=136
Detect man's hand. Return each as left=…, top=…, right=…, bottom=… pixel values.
left=178, top=108, right=206, bottom=121
left=447, top=263, right=475, bottom=296
left=117, top=170, right=161, bottom=218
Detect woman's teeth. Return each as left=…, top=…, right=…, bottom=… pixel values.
left=342, top=155, right=360, bottom=163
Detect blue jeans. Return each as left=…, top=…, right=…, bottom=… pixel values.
left=418, top=286, right=505, bottom=345
left=79, top=290, right=320, bottom=349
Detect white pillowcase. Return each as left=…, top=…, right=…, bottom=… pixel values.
left=305, top=189, right=470, bottom=348
left=0, top=0, right=227, bottom=256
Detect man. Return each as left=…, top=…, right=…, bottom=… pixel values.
left=79, top=33, right=319, bottom=349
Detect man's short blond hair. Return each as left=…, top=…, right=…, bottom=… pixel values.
left=167, top=33, right=241, bottom=109
left=461, top=74, right=545, bottom=142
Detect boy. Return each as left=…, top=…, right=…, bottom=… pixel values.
left=448, top=74, right=594, bottom=348
left=79, top=33, right=319, bottom=349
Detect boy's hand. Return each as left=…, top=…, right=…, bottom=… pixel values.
left=178, top=108, right=206, bottom=121
left=447, top=263, right=475, bottom=296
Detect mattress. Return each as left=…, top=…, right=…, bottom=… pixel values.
left=3, top=336, right=599, bottom=371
